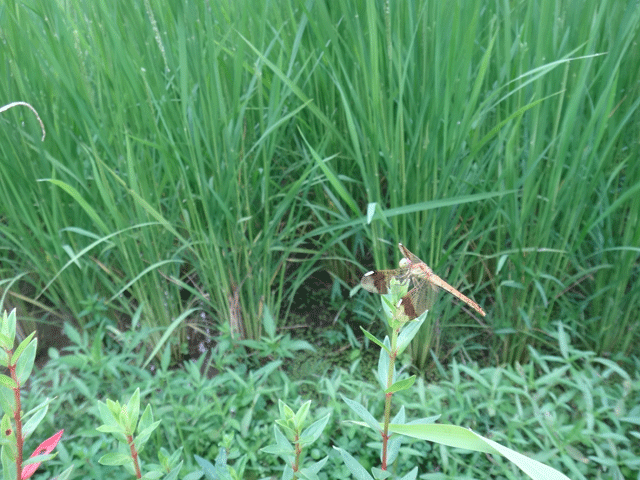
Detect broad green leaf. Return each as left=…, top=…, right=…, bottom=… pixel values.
left=96, top=401, right=119, bottom=427
left=341, top=395, right=380, bottom=433
left=387, top=423, right=571, bottom=480
left=376, top=337, right=392, bottom=389
left=360, top=328, right=389, bottom=353
left=0, top=374, right=16, bottom=390
left=133, top=420, right=161, bottom=451
left=2, top=444, right=17, bottom=480
left=140, top=472, right=164, bottom=479
left=0, top=394, right=16, bottom=420
left=279, top=399, right=294, bottom=420
left=286, top=339, right=315, bottom=352
left=22, top=398, right=53, bottom=439
left=386, top=407, right=406, bottom=466
left=300, top=412, right=330, bottom=445
left=98, top=452, right=132, bottom=466
left=15, top=338, right=37, bottom=385
left=274, top=419, right=296, bottom=439
left=126, top=388, right=141, bottom=433
left=282, top=465, right=294, bottom=480
left=138, top=404, right=154, bottom=433
left=300, top=455, right=329, bottom=477
left=371, top=467, right=391, bottom=479
left=391, top=407, right=406, bottom=425
left=333, top=447, right=374, bottom=480
left=396, top=312, right=427, bottom=355
left=11, top=331, right=36, bottom=365
left=386, top=434, right=402, bottom=468
left=96, top=425, right=124, bottom=434
left=0, top=345, right=9, bottom=365
left=260, top=424, right=294, bottom=457
left=593, top=358, right=631, bottom=380
left=385, top=376, right=416, bottom=394
left=2, top=310, right=16, bottom=345
left=54, top=465, right=75, bottom=480
left=397, top=467, right=418, bottom=480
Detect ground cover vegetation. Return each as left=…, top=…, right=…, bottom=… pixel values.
left=3, top=305, right=639, bottom=479
left=1, top=0, right=639, bottom=478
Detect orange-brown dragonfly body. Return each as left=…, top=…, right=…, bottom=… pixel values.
left=361, top=243, right=486, bottom=318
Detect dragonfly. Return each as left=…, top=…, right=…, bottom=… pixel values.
left=361, top=243, right=486, bottom=318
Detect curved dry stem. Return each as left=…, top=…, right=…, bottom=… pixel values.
left=0, top=101, right=46, bottom=141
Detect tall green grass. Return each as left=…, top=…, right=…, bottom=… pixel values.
left=1, top=0, right=638, bottom=362
left=295, top=0, right=640, bottom=364
left=1, top=0, right=323, bottom=346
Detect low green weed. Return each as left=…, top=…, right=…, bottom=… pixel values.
left=5, top=304, right=639, bottom=479
left=261, top=399, right=331, bottom=479
left=238, top=306, right=315, bottom=361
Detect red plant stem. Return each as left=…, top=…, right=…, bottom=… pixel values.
left=127, top=434, right=142, bottom=478
left=292, top=432, right=302, bottom=479
left=8, top=353, right=24, bottom=479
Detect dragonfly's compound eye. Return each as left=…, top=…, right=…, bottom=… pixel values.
left=399, top=257, right=411, bottom=268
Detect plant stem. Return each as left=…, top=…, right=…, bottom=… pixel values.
left=127, top=434, right=142, bottom=478
left=293, top=431, right=302, bottom=479
left=8, top=354, right=24, bottom=479
left=380, top=326, right=400, bottom=470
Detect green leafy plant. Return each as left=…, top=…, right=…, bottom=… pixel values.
left=0, top=309, right=70, bottom=479
left=8, top=300, right=640, bottom=478
left=261, top=399, right=330, bottom=480
left=336, top=284, right=571, bottom=479
left=187, top=435, right=242, bottom=480
left=96, top=387, right=181, bottom=479
left=240, top=306, right=315, bottom=361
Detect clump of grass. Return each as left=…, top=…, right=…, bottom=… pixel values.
left=1, top=0, right=639, bottom=363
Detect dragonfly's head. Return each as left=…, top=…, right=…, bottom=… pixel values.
left=399, top=257, right=411, bottom=268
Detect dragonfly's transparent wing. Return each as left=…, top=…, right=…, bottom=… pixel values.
left=365, top=243, right=486, bottom=317
left=398, top=280, right=439, bottom=319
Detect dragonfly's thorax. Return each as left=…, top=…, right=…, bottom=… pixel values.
left=410, top=263, right=433, bottom=278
